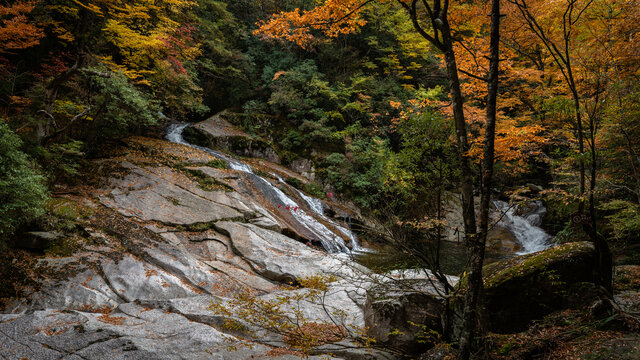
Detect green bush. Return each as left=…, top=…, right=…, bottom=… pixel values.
left=552, top=222, right=590, bottom=244
left=600, top=200, right=640, bottom=242
left=86, top=67, right=159, bottom=141
left=0, top=123, right=48, bottom=243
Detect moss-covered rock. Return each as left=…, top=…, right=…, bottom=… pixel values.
left=457, top=242, right=603, bottom=333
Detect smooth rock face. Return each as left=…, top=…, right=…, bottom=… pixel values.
left=1, top=136, right=389, bottom=359
left=99, top=163, right=253, bottom=224
left=0, top=307, right=338, bottom=360
left=216, top=221, right=360, bottom=283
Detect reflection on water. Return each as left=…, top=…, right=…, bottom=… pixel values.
left=355, top=240, right=510, bottom=276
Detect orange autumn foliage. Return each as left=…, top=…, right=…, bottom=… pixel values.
left=0, top=1, right=44, bottom=53
left=254, top=0, right=548, bottom=172
left=254, top=0, right=371, bottom=48
left=391, top=95, right=547, bottom=172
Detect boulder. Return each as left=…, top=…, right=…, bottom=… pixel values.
left=474, top=241, right=601, bottom=333
left=364, top=291, right=442, bottom=354
left=486, top=226, right=523, bottom=253
left=215, top=221, right=360, bottom=283
left=187, top=112, right=281, bottom=163
left=363, top=276, right=449, bottom=355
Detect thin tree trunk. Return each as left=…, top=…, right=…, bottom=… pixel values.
left=441, top=30, right=477, bottom=239
left=456, top=0, right=501, bottom=358
left=572, top=89, right=586, bottom=209
left=399, top=0, right=477, bottom=238
left=586, top=95, right=613, bottom=291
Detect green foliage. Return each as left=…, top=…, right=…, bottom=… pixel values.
left=540, top=190, right=580, bottom=235
left=45, top=235, right=83, bottom=257
left=87, top=68, right=159, bottom=141
left=600, top=200, right=640, bottom=242
left=285, top=175, right=324, bottom=198
left=382, top=95, right=456, bottom=217
left=39, top=140, right=85, bottom=183
left=285, top=176, right=303, bottom=189
left=302, top=182, right=325, bottom=198
left=498, top=341, right=515, bottom=355
left=0, top=123, right=48, bottom=243
left=553, top=222, right=590, bottom=244
left=204, top=159, right=228, bottom=169
left=39, top=197, right=94, bottom=234
left=323, top=124, right=388, bottom=208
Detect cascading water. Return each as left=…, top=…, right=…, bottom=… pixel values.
left=493, top=200, right=552, bottom=255
left=271, top=173, right=369, bottom=253
left=166, top=123, right=363, bottom=254
left=297, top=191, right=325, bottom=216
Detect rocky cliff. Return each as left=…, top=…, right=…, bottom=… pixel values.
left=0, top=122, right=402, bottom=359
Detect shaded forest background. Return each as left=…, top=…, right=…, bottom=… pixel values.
left=1, top=0, right=640, bottom=266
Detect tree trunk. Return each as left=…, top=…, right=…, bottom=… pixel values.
left=457, top=0, right=501, bottom=358
left=586, top=107, right=613, bottom=292
left=441, top=24, right=477, bottom=239
left=572, top=90, right=586, bottom=209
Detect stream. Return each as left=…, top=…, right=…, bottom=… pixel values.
left=166, top=123, right=552, bottom=271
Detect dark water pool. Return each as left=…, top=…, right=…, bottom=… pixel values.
left=354, top=240, right=511, bottom=276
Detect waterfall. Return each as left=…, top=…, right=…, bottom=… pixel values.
left=493, top=200, right=552, bottom=255
left=296, top=187, right=369, bottom=253
left=166, top=124, right=364, bottom=254
left=271, top=173, right=370, bottom=253
left=294, top=187, right=325, bottom=216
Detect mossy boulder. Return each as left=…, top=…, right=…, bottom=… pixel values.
left=461, top=242, right=603, bottom=333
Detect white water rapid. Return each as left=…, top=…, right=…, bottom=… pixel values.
left=166, top=123, right=365, bottom=254
left=493, top=200, right=552, bottom=255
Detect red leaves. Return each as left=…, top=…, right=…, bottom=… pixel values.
left=34, top=51, right=72, bottom=80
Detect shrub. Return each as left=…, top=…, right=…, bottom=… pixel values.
left=0, top=123, right=48, bottom=243
left=85, top=67, right=159, bottom=141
